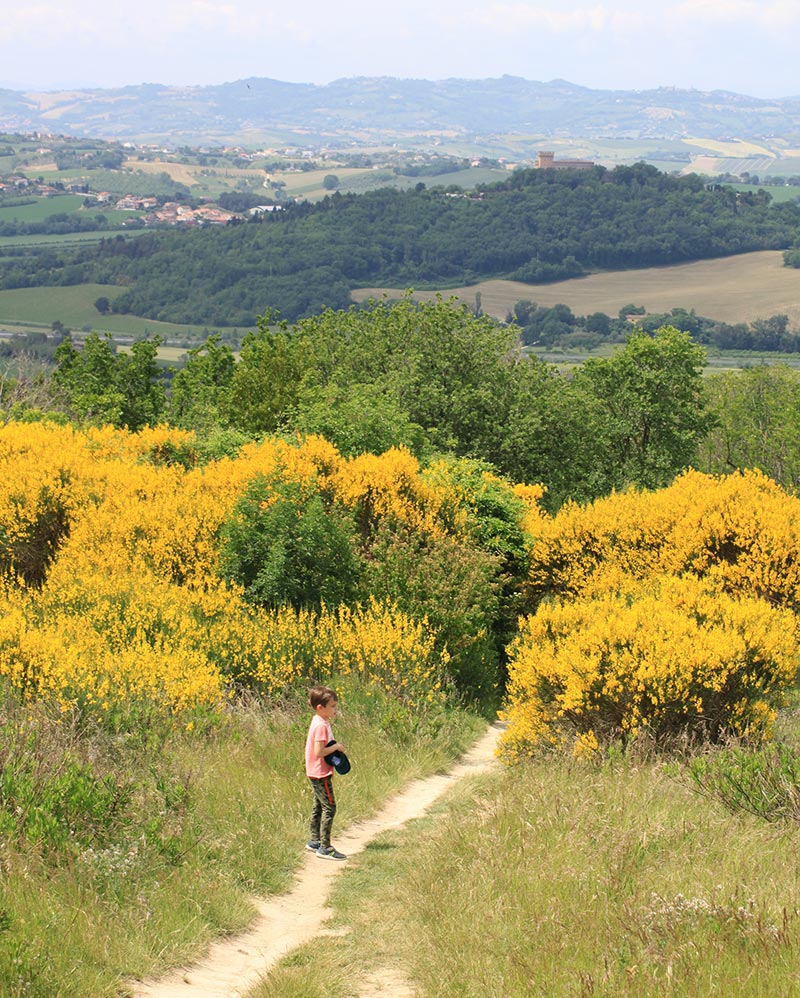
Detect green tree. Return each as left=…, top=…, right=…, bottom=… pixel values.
left=224, top=314, right=307, bottom=436
left=218, top=472, right=360, bottom=612
left=288, top=381, right=427, bottom=458
left=361, top=522, right=501, bottom=702
left=51, top=333, right=124, bottom=425
left=585, top=311, right=611, bottom=336
left=698, top=364, right=800, bottom=489
left=574, top=326, right=713, bottom=493
left=116, top=337, right=166, bottom=430
left=170, top=335, right=235, bottom=432
left=484, top=356, right=599, bottom=510
left=51, top=333, right=166, bottom=430
left=226, top=297, right=612, bottom=507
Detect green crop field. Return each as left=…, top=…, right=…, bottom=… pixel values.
left=356, top=250, right=800, bottom=328
left=0, top=194, right=85, bottom=221
left=726, top=182, right=800, bottom=203
left=0, top=284, right=245, bottom=343
left=0, top=229, right=142, bottom=250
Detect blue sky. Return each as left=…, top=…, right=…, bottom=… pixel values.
left=2, top=0, right=797, bottom=98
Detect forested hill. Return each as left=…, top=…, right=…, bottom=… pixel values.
left=3, top=76, right=800, bottom=143
left=9, top=163, right=800, bottom=327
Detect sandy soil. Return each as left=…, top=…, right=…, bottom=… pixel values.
left=131, top=722, right=503, bottom=998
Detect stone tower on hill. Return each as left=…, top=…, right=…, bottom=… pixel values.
left=536, top=151, right=594, bottom=170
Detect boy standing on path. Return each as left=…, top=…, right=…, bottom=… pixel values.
left=305, top=685, right=347, bottom=860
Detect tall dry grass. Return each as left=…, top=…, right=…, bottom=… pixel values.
left=254, top=722, right=800, bottom=997
left=0, top=686, right=482, bottom=998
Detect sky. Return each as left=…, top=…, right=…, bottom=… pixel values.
left=2, top=0, right=799, bottom=98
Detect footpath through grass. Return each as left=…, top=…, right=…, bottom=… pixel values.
left=0, top=687, right=484, bottom=998
left=255, top=712, right=800, bottom=998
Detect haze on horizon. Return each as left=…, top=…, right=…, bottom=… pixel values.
left=2, top=0, right=797, bottom=101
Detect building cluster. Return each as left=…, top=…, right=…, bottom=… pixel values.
left=0, top=175, right=84, bottom=196
left=110, top=195, right=239, bottom=226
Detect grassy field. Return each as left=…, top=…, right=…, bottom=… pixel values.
left=355, top=251, right=800, bottom=328
left=0, top=226, right=145, bottom=250
left=687, top=155, right=800, bottom=179
left=532, top=347, right=800, bottom=374
left=727, top=183, right=800, bottom=203
left=0, top=284, right=245, bottom=343
left=0, top=194, right=86, bottom=221
left=683, top=137, right=775, bottom=158
left=256, top=711, right=800, bottom=998
left=0, top=689, right=483, bottom=997
left=122, top=159, right=208, bottom=187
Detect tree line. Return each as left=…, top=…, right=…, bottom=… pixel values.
left=7, top=298, right=800, bottom=505
left=0, top=299, right=716, bottom=505
left=512, top=300, right=800, bottom=353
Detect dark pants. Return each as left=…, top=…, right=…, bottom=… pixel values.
left=309, top=775, right=336, bottom=848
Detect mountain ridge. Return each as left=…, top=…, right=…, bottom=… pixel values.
left=3, top=76, right=800, bottom=147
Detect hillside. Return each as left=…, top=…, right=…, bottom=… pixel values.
left=6, top=163, right=798, bottom=327
left=4, top=76, right=800, bottom=149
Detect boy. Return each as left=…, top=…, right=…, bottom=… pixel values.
left=305, top=685, right=347, bottom=860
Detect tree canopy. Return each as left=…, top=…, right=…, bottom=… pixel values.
left=5, top=163, right=799, bottom=326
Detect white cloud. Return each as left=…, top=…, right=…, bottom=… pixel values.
left=1, top=4, right=101, bottom=41
left=0, top=0, right=795, bottom=95
left=667, top=0, right=800, bottom=28
left=460, top=0, right=800, bottom=38
left=462, top=3, right=645, bottom=34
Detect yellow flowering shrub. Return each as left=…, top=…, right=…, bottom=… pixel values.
left=0, top=422, right=454, bottom=721
left=332, top=445, right=446, bottom=538
left=0, top=422, right=97, bottom=584
left=526, top=469, right=800, bottom=614
left=222, top=597, right=446, bottom=707
left=0, top=576, right=226, bottom=715
left=0, top=562, right=445, bottom=719
left=508, top=469, right=800, bottom=755
left=502, top=573, right=797, bottom=758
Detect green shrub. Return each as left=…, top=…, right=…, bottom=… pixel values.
left=688, top=742, right=800, bottom=823
left=218, top=471, right=361, bottom=611
left=361, top=521, right=501, bottom=705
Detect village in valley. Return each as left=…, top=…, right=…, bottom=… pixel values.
left=0, top=131, right=515, bottom=233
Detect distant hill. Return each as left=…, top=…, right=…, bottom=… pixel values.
left=4, top=76, right=800, bottom=147
left=7, top=164, right=797, bottom=327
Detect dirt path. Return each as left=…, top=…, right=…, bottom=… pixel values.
left=131, top=722, right=504, bottom=998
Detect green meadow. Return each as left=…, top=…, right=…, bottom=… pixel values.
left=0, top=194, right=86, bottom=221
left=0, top=228, right=144, bottom=251
left=0, top=284, right=245, bottom=343
left=259, top=719, right=800, bottom=998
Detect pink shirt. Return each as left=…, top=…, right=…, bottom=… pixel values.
left=305, top=714, right=334, bottom=778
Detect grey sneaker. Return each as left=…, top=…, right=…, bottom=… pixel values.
left=316, top=845, right=346, bottom=860
left=306, top=839, right=321, bottom=851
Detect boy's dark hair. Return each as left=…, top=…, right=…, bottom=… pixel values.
left=309, top=685, right=337, bottom=709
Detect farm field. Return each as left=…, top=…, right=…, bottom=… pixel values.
left=531, top=346, right=800, bottom=373
left=726, top=182, right=800, bottom=203
left=0, top=284, right=244, bottom=343
left=0, top=194, right=86, bottom=221
left=355, top=250, right=800, bottom=328
left=0, top=225, right=146, bottom=251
